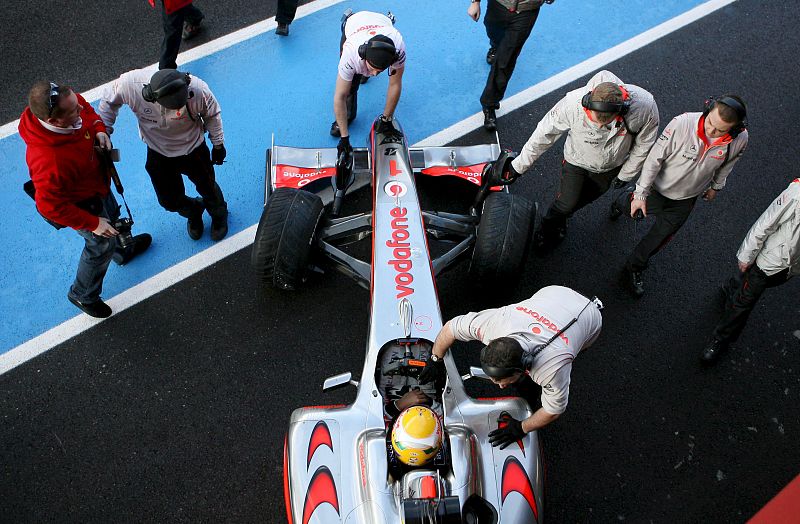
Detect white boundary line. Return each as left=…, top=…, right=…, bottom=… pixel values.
left=0, top=0, right=345, bottom=140
left=0, top=0, right=736, bottom=376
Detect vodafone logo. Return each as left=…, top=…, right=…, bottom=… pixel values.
left=387, top=206, right=414, bottom=299
left=384, top=181, right=407, bottom=198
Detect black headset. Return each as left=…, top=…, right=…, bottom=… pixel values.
left=581, top=90, right=631, bottom=116
left=141, top=72, right=191, bottom=103
left=357, top=38, right=399, bottom=67
left=703, top=95, right=748, bottom=138
left=479, top=344, right=535, bottom=379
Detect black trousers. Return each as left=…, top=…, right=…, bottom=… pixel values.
left=159, top=1, right=204, bottom=70
left=480, top=1, right=540, bottom=110
left=540, top=161, right=620, bottom=239
left=618, top=190, right=697, bottom=271
left=276, top=0, right=299, bottom=25
left=713, top=266, right=791, bottom=343
left=145, top=142, right=227, bottom=219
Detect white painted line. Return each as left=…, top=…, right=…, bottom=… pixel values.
left=0, top=0, right=737, bottom=376
left=0, top=225, right=256, bottom=376
left=417, top=0, right=737, bottom=147
left=0, top=0, right=345, bottom=140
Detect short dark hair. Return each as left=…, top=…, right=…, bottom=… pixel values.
left=590, top=82, right=624, bottom=121
left=715, top=94, right=747, bottom=124
left=481, top=337, right=524, bottom=377
left=28, top=80, right=72, bottom=120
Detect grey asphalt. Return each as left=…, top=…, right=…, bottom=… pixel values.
left=2, top=1, right=799, bottom=522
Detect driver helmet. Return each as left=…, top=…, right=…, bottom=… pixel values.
left=391, top=406, right=443, bottom=467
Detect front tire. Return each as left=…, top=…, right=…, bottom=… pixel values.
left=251, top=188, right=324, bottom=290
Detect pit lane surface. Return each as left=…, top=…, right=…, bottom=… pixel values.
left=2, top=0, right=799, bottom=522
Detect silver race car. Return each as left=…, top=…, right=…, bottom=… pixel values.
left=253, top=118, right=543, bottom=523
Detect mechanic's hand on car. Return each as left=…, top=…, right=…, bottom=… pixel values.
left=337, top=135, right=353, bottom=158
left=418, top=356, right=445, bottom=385
left=488, top=413, right=527, bottom=449
left=630, top=198, right=647, bottom=218
left=211, top=144, right=227, bottom=165
left=376, top=115, right=403, bottom=141
left=395, top=389, right=432, bottom=412
left=502, top=163, right=521, bottom=184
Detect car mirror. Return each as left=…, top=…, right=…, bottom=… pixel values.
left=462, top=366, right=492, bottom=382
left=322, top=372, right=359, bottom=391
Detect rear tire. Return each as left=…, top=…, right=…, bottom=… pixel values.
left=251, top=188, right=324, bottom=290
left=469, top=192, right=535, bottom=290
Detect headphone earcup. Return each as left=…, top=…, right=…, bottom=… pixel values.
left=358, top=43, right=367, bottom=59
left=581, top=92, right=592, bottom=109
left=703, top=96, right=715, bottom=117
left=142, top=84, right=156, bottom=103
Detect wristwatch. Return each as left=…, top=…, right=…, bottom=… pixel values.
left=379, top=114, right=394, bottom=123
left=430, top=354, right=441, bottom=362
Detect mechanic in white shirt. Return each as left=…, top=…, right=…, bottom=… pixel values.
left=504, top=70, right=659, bottom=252
left=419, top=286, right=603, bottom=447
left=98, top=68, right=229, bottom=241
left=330, top=11, right=407, bottom=166
left=702, top=178, right=800, bottom=363
left=611, top=95, right=749, bottom=297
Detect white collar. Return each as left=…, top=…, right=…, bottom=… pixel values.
left=38, top=117, right=83, bottom=135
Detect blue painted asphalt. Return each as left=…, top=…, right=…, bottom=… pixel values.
left=0, top=0, right=706, bottom=354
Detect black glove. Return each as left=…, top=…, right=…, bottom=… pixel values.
left=377, top=115, right=403, bottom=141
left=502, top=163, right=521, bottom=183
left=611, top=177, right=628, bottom=190
left=488, top=413, right=527, bottom=449
left=418, top=357, right=445, bottom=385
left=337, top=135, right=353, bottom=157
left=211, top=144, right=227, bottom=165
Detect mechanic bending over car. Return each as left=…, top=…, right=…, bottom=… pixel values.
left=611, top=95, right=749, bottom=297
left=331, top=10, right=407, bottom=161
left=502, top=70, right=659, bottom=253
left=419, top=286, right=603, bottom=448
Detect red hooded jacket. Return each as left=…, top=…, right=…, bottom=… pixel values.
left=18, top=94, right=110, bottom=231
left=148, top=0, right=193, bottom=15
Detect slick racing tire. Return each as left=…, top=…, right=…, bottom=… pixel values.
left=251, top=188, right=324, bottom=290
left=469, top=192, right=535, bottom=289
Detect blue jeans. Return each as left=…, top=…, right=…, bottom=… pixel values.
left=68, top=193, right=120, bottom=304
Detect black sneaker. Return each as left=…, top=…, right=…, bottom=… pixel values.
left=483, top=108, right=497, bottom=131
left=486, top=47, right=497, bottom=65
left=68, top=295, right=112, bottom=318
left=276, top=22, right=289, bottom=36
left=182, top=19, right=204, bottom=40
left=701, top=338, right=730, bottom=364
left=210, top=212, right=228, bottom=242
left=330, top=121, right=341, bottom=137
left=624, top=268, right=645, bottom=298
left=113, top=234, right=152, bottom=266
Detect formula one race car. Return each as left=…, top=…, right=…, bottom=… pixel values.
left=252, top=118, right=542, bottom=523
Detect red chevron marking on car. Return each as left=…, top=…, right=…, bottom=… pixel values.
left=501, top=456, right=539, bottom=522
left=306, top=421, right=334, bottom=469
left=302, top=466, right=339, bottom=524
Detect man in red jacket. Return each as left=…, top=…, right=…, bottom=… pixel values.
left=19, top=82, right=151, bottom=318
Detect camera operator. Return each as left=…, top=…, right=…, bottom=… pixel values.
left=98, top=68, right=229, bottom=241
left=19, top=82, right=151, bottom=318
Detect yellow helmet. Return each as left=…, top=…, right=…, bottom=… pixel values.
left=391, top=406, right=443, bottom=466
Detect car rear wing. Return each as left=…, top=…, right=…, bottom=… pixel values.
left=264, top=136, right=504, bottom=206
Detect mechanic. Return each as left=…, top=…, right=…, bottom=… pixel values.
left=330, top=11, right=406, bottom=163
left=19, top=82, right=151, bottom=318
left=701, top=178, right=800, bottom=364
left=503, top=70, right=659, bottom=252
left=147, top=0, right=205, bottom=69
left=98, top=68, right=229, bottom=241
left=611, top=95, right=749, bottom=297
left=419, top=286, right=603, bottom=447
left=467, top=0, right=554, bottom=131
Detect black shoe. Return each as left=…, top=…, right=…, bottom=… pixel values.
left=330, top=121, right=341, bottom=137
left=68, top=295, right=112, bottom=318
left=187, top=198, right=205, bottom=240
left=486, top=47, right=496, bottom=65
left=113, top=234, right=152, bottom=265
left=609, top=201, right=623, bottom=221
left=626, top=269, right=645, bottom=298
left=276, top=22, right=289, bottom=36
left=210, top=212, right=228, bottom=241
left=483, top=108, right=497, bottom=131
left=701, top=338, right=730, bottom=363
left=182, top=19, right=204, bottom=40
